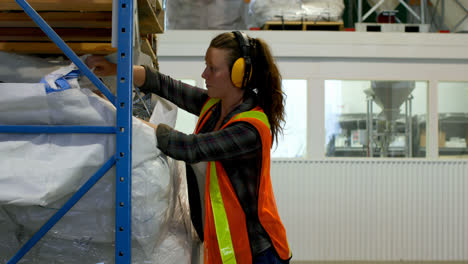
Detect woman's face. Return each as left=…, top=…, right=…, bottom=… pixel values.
left=202, top=47, right=236, bottom=99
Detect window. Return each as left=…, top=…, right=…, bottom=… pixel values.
left=272, top=79, right=307, bottom=158
left=325, top=80, right=427, bottom=158
left=438, top=82, right=468, bottom=158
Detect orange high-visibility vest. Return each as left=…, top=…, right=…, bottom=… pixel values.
left=195, top=98, right=291, bottom=264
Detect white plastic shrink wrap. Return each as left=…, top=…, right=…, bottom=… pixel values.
left=0, top=61, right=192, bottom=263
left=249, top=0, right=345, bottom=28
left=166, top=0, right=248, bottom=29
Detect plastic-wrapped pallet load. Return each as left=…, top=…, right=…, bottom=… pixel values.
left=0, top=207, right=20, bottom=260
left=0, top=59, right=192, bottom=263
left=249, top=0, right=345, bottom=28
left=166, top=0, right=248, bottom=29
left=151, top=158, right=194, bottom=264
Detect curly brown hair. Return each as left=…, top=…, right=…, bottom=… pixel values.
left=209, top=32, right=285, bottom=145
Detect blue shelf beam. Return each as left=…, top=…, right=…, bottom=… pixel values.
left=5, top=0, right=135, bottom=263
left=0, top=125, right=116, bottom=134
left=115, top=0, right=134, bottom=263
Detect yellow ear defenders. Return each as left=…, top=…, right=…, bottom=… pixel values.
left=231, top=31, right=252, bottom=89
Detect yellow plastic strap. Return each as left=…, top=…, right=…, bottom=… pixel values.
left=200, top=98, right=220, bottom=117
left=233, top=111, right=270, bottom=130
left=209, top=161, right=237, bottom=264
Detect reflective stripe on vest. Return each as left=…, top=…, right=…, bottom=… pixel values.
left=195, top=98, right=220, bottom=134
left=200, top=98, right=220, bottom=117
left=209, top=161, right=237, bottom=264
left=232, top=110, right=270, bottom=130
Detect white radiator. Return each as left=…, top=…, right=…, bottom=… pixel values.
left=270, top=160, right=468, bottom=262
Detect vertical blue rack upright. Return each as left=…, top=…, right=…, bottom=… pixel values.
left=1, top=0, right=134, bottom=263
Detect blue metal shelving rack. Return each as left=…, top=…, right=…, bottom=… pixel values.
left=1, top=0, right=134, bottom=263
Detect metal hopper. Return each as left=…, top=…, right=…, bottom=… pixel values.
left=365, top=81, right=415, bottom=121
left=365, top=81, right=415, bottom=157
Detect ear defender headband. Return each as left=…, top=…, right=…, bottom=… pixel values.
left=231, top=31, right=252, bottom=89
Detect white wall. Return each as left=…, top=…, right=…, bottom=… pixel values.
left=271, top=160, right=468, bottom=261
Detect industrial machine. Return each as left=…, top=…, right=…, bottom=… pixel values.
left=365, top=81, right=415, bottom=157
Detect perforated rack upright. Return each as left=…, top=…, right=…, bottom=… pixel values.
left=1, top=0, right=134, bottom=263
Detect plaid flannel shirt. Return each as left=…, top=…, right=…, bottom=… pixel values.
left=139, top=66, right=272, bottom=256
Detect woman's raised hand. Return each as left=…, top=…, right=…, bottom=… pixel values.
left=85, top=55, right=117, bottom=77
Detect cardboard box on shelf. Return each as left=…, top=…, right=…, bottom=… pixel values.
left=419, top=129, right=446, bottom=147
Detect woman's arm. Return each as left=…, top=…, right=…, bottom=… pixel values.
left=85, top=56, right=207, bottom=115
left=133, top=65, right=146, bottom=87
left=137, top=117, right=158, bottom=131
left=85, top=56, right=146, bottom=88
left=156, top=122, right=261, bottom=163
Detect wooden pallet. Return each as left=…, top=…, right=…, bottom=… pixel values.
left=0, top=0, right=164, bottom=56
left=263, top=20, right=344, bottom=31
left=0, top=0, right=114, bottom=12
left=0, top=42, right=117, bottom=54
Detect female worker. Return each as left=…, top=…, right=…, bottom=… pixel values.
left=86, top=31, right=291, bottom=264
